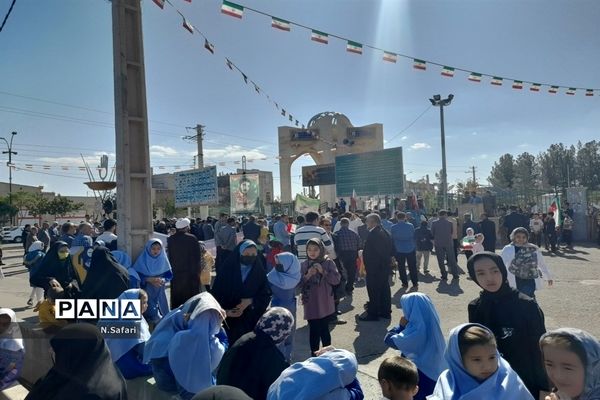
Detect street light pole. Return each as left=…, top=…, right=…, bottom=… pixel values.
left=1, top=132, right=17, bottom=225
left=429, top=95, right=454, bottom=210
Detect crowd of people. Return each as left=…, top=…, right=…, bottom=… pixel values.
left=0, top=205, right=598, bottom=400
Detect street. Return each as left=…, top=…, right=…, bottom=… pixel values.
left=1, top=242, right=600, bottom=398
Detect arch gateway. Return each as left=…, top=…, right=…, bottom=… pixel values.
left=278, top=112, right=384, bottom=207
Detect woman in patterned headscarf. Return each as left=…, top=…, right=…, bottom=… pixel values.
left=217, top=307, right=294, bottom=400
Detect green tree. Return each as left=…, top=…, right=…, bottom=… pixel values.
left=575, top=140, right=600, bottom=189
left=488, top=154, right=515, bottom=189
left=12, top=191, right=37, bottom=224
left=48, top=195, right=84, bottom=218
left=513, top=152, right=538, bottom=191
left=537, top=143, right=576, bottom=190
left=0, top=197, right=18, bottom=225
left=27, top=194, right=51, bottom=220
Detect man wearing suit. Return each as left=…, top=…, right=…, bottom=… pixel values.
left=478, top=213, right=497, bottom=252
left=359, top=213, right=393, bottom=321
left=431, top=210, right=460, bottom=281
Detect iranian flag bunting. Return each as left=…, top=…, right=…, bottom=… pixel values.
left=221, top=0, right=243, bottom=18
left=566, top=88, right=576, bottom=95
left=282, top=109, right=286, bottom=117
left=549, top=86, right=559, bottom=94
left=226, top=58, right=233, bottom=70
left=272, top=17, right=291, bottom=31
left=295, top=120, right=299, bottom=126
left=253, top=84, right=260, bottom=93
left=441, top=66, right=455, bottom=77
left=512, top=80, right=523, bottom=89
left=183, top=19, right=194, bottom=34
left=152, top=0, right=164, bottom=9
left=289, top=114, right=293, bottom=122
left=204, top=39, right=214, bottom=54
left=549, top=195, right=561, bottom=224
left=530, top=83, right=541, bottom=92
left=586, top=89, right=594, bottom=97
left=346, top=41, right=363, bottom=54
left=413, top=59, right=427, bottom=70
left=311, top=30, right=329, bottom=44
left=469, top=72, right=481, bottom=83
left=491, top=77, right=503, bottom=86
left=241, top=73, right=248, bottom=83
left=468, top=72, right=482, bottom=82
left=383, top=51, right=397, bottom=63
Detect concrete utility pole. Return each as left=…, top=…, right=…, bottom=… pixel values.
left=469, top=166, right=477, bottom=184
left=112, top=0, right=153, bottom=259
left=184, top=124, right=205, bottom=168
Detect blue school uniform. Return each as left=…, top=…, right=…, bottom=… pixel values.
left=99, top=289, right=152, bottom=379
left=384, top=292, right=446, bottom=399
left=429, top=323, right=533, bottom=400
left=132, top=239, right=172, bottom=323
left=143, top=293, right=227, bottom=400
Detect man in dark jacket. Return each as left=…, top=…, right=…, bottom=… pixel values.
left=503, top=206, right=528, bottom=242
left=202, top=217, right=215, bottom=240
left=359, top=213, right=393, bottom=321
left=167, top=218, right=202, bottom=309
left=478, top=213, right=497, bottom=252
left=545, top=212, right=558, bottom=252
left=21, top=224, right=31, bottom=251
left=242, top=215, right=261, bottom=243
left=461, top=214, right=478, bottom=237
left=414, top=220, right=433, bottom=274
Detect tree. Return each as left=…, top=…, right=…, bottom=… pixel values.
left=513, top=152, right=538, bottom=191
left=537, top=143, right=576, bottom=190
left=48, top=195, right=84, bottom=218
left=575, top=140, right=600, bottom=189
left=12, top=191, right=37, bottom=224
left=0, top=197, right=18, bottom=225
left=488, top=154, right=515, bottom=189
left=27, top=194, right=51, bottom=220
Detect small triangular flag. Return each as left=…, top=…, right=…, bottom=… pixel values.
left=226, top=58, right=233, bottom=70
left=152, top=0, right=165, bottom=9
left=204, top=39, right=214, bottom=54
left=242, top=73, right=248, bottom=83
left=282, top=109, right=286, bottom=116
left=183, top=19, right=194, bottom=34
left=253, top=84, right=260, bottom=93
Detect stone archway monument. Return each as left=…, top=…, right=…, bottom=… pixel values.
left=278, top=112, right=384, bottom=206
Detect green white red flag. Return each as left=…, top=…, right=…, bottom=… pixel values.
left=413, top=59, right=426, bottom=70
left=204, top=39, right=214, bottom=54
left=311, top=30, right=329, bottom=44
left=468, top=72, right=482, bottom=82
left=221, top=1, right=243, bottom=18
left=153, top=0, right=164, bottom=9
left=549, top=196, right=561, bottom=224
left=383, top=51, right=397, bottom=63
left=566, top=88, right=576, bottom=95
left=346, top=41, right=363, bottom=54
left=530, top=83, right=541, bottom=92
left=549, top=86, right=559, bottom=94
left=441, top=66, right=455, bottom=77
left=272, top=17, right=290, bottom=31
left=586, top=89, right=594, bottom=97
left=512, top=80, right=523, bottom=89
left=491, top=77, right=503, bottom=86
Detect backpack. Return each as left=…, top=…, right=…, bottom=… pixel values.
left=508, top=246, right=540, bottom=279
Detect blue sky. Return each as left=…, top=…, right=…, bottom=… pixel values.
left=0, top=0, right=598, bottom=198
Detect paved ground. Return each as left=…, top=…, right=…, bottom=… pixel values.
left=2, top=242, right=600, bottom=398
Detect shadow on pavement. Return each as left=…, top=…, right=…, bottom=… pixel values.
left=435, top=280, right=464, bottom=297
left=352, top=315, right=391, bottom=365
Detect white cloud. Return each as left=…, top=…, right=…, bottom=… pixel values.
left=401, top=135, right=409, bottom=141
left=472, top=154, right=489, bottom=160
left=150, top=145, right=180, bottom=158
left=410, top=142, right=431, bottom=150
left=204, top=145, right=268, bottom=160
left=37, top=157, right=86, bottom=167
left=472, top=131, right=478, bottom=136
left=517, top=143, right=529, bottom=148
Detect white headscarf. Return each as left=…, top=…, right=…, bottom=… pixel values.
left=0, top=308, right=24, bottom=352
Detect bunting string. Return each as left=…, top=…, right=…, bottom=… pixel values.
left=157, top=0, right=307, bottom=128
left=213, top=0, right=598, bottom=96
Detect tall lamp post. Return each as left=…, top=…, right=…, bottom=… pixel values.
left=1, top=132, right=17, bottom=225
left=429, top=94, right=454, bottom=210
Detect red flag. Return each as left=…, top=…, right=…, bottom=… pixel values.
left=152, top=0, right=164, bottom=9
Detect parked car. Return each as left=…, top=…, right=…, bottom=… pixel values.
left=3, top=227, right=24, bottom=243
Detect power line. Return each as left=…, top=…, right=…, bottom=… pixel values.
left=0, top=0, right=16, bottom=33
left=387, top=106, right=432, bottom=143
